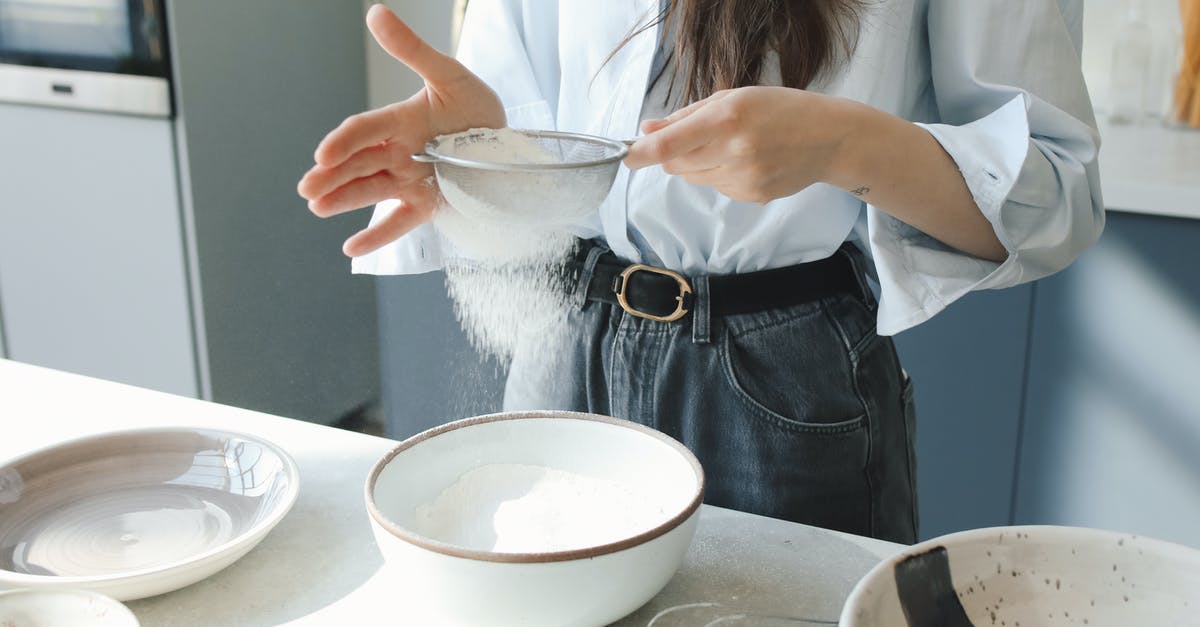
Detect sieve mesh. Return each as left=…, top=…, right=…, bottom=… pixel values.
left=418, top=130, right=629, bottom=226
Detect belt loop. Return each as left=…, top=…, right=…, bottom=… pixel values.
left=573, top=242, right=608, bottom=310
left=838, top=242, right=876, bottom=310
left=691, top=274, right=711, bottom=344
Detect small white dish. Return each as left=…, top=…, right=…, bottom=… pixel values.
left=366, top=411, right=705, bottom=627
left=0, top=588, right=139, bottom=626
left=841, top=524, right=1200, bottom=626
left=0, top=428, right=299, bottom=601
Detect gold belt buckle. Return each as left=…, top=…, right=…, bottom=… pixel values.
left=614, top=264, right=693, bottom=323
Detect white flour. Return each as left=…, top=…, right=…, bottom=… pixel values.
left=429, top=127, right=582, bottom=367
left=413, top=463, right=669, bottom=553
left=435, top=127, right=558, bottom=165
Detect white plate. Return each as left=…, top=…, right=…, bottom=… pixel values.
left=0, top=588, right=139, bottom=626
left=0, top=428, right=299, bottom=601
left=841, top=525, right=1200, bottom=626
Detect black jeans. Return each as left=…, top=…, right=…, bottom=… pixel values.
left=503, top=244, right=919, bottom=544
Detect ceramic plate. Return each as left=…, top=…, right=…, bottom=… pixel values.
left=841, top=525, right=1200, bottom=627
left=0, top=428, right=298, bottom=601
left=0, top=588, right=139, bottom=626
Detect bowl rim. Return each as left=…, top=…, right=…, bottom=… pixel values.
left=0, top=587, right=139, bottom=624
left=364, top=410, right=705, bottom=564
left=838, top=524, right=1200, bottom=626
left=421, top=129, right=629, bottom=171
left=0, top=426, right=300, bottom=586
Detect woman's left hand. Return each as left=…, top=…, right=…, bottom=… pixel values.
left=624, top=86, right=855, bottom=204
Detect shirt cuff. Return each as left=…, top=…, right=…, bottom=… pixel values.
left=871, top=95, right=1034, bottom=335
left=914, top=93, right=1030, bottom=254
left=350, top=201, right=443, bottom=276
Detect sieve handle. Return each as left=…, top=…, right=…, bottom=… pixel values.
left=411, top=152, right=439, bottom=163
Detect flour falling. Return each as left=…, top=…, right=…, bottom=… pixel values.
left=429, top=127, right=587, bottom=373
left=412, top=463, right=670, bottom=553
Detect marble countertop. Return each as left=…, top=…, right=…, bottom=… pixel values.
left=0, top=359, right=903, bottom=626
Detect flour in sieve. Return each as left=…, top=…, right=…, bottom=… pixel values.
left=412, top=463, right=669, bottom=553
left=434, top=127, right=563, bottom=225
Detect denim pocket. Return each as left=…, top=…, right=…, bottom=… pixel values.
left=718, top=307, right=868, bottom=435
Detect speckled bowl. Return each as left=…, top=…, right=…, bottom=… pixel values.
left=365, top=411, right=705, bottom=627
left=841, top=525, right=1200, bottom=626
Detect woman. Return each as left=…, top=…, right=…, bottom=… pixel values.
left=298, top=1, right=1103, bottom=544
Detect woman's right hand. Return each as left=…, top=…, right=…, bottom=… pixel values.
left=297, top=4, right=504, bottom=257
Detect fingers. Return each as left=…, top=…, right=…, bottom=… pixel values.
left=625, top=121, right=713, bottom=169
left=366, top=4, right=464, bottom=84
left=309, top=171, right=407, bottom=218
left=660, top=143, right=725, bottom=176
left=626, top=93, right=734, bottom=169
left=313, top=102, right=422, bottom=168
left=662, top=90, right=731, bottom=124
left=301, top=142, right=411, bottom=200
left=342, top=193, right=437, bottom=257
left=639, top=118, right=670, bottom=134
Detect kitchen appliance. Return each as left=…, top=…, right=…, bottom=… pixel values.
left=0, top=0, right=170, bottom=117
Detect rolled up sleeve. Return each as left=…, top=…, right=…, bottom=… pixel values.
left=869, top=0, right=1104, bottom=335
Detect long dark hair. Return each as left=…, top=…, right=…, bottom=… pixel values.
left=619, top=0, right=867, bottom=104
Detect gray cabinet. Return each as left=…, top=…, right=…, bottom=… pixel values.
left=893, top=284, right=1034, bottom=540
left=1015, top=212, right=1200, bottom=548
left=165, top=0, right=379, bottom=423
left=897, top=211, right=1200, bottom=548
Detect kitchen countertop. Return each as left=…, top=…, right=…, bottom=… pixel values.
left=1098, top=120, right=1200, bottom=220
left=0, top=359, right=903, bottom=625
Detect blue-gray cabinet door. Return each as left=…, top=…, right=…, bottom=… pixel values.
left=1015, top=212, right=1200, bottom=549
left=894, top=283, right=1034, bottom=540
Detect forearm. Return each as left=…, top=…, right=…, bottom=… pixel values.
left=824, top=99, right=1007, bottom=263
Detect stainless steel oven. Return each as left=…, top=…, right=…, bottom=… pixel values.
left=0, top=0, right=171, bottom=117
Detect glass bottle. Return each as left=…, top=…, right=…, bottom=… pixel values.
left=1109, top=0, right=1153, bottom=125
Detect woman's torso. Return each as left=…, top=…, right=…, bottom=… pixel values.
left=509, top=0, right=939, bottom=275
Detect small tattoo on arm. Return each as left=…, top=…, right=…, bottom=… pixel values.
left=850, top=185, right=870, bottom=196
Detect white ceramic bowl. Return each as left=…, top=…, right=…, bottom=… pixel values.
left=841, top=525, right=1200, bottom=626
left=0, top=428, right=299, bottom=601
left=0, top=588, right=139, bottom=626
left=365, top=411, right=705, bottom=627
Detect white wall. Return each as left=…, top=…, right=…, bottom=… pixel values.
left=363, top=1, right=457, bottom=109
left=1082, top=0, right=1184, bottom=118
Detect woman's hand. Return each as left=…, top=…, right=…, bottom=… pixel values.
left=297, top=5, right=504, bottom=257
left=624, top=85, right=1007, bottom=262
left=625, top=86, right=848, bottom=205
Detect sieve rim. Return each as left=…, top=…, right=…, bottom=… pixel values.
left=419, top=129, right=630, bottom=171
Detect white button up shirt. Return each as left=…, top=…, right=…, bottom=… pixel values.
left=352, top=0, right=1104, bottom=336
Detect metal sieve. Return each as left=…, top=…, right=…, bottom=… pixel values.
left=412, top=129, right=630, bottom=226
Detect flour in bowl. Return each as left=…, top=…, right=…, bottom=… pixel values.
left=412, top=463, right=670, bottom=553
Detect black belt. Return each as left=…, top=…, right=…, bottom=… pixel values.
left=573, top=244, right=863, bottom=322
